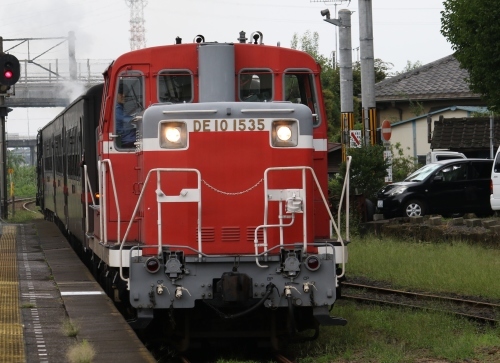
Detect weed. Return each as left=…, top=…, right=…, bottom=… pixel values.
left=62, top=319, right=79, bottom=337
left=66, top=339, right=95, bottom=363
left=20, top=303, right=36, bottom=308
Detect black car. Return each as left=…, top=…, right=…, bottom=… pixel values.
left=377, top=159, right=493, bottom=218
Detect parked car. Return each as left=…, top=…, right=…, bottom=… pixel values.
left=490, top=147, right=500, bottom=210
left=377, top=159, right=493, bottom=218
left=426, top=150, right=466, bottom=164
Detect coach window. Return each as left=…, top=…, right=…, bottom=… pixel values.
left=239, top=69, right=273, bottom=102
left=284, top=70, right=320, bottom=126
left=158, top=70, right=193, bottom=103
left=115, top=72, right=144, bottom=149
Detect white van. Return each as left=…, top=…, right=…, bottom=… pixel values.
left=426, top=151, right=466, bottom=164
left=491, top=147, right=500, bottom=210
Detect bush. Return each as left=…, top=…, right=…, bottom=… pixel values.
left=12, top=165, right=36, bottom=198
left=332, top=144, right=389, bottom=201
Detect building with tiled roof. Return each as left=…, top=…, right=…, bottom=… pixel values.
left=430, top=115, right=499, bottom=158
left=376, top=54, right=484, bottom=123
left=374, top=55, right=492, bottom=161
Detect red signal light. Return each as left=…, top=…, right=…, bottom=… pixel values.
left=0, top=54, right=20, bottom=86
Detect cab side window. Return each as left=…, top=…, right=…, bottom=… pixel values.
left=239, top=70, right=273, bottom=102
left=115, top=72, right=144, bottom=149
left=158, top=70, right=193, bottom=103
left=284, top=70, right=320, bottom=126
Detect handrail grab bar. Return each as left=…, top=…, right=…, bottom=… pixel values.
left=259, top=166, right=346, bottom=278
left=338, top=156, right=352, bottom=243
left=83, top=164, right=96, bottom=238
left=118, top=168, right=201, bottom=284
left=99, top=159, right=121, bottom=246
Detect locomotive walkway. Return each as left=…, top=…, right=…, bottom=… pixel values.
left=0, top=219, right=155, bottom=363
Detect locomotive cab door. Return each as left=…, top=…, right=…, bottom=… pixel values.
left=101, top=67, right=148, bottom=244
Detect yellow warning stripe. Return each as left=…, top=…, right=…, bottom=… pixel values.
left=0, top=225, right=25, bottom=363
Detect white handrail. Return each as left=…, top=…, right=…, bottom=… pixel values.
left=253, top=213, right=296, bottom=268
left=338, top=156, right=352, bottom=242
left=83, top=165, right=96, bottom=237
left=99, top=159, right=121, bottom=246
left=260, top=166, right=346, bottom=277
left=118, top=168, right=202, bottom=283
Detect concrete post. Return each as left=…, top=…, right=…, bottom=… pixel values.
left=358, top=0, right=377, bottom=146
left=338, top=9, right=354, bottom=159
left=323, top=9, right=354, bottom=160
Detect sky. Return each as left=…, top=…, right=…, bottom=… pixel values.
left=0, top=0, right=453, bottom=137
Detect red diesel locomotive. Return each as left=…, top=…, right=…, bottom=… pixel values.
left=37, top=31, right=349, bottom=349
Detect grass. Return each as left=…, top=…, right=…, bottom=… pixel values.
left=288, top=233, right=500, bottom=363
left=290, top=302, right=500, bottom=363
left=347, top=235, right=500, bottom=299
left=7, top=209, right=43, bottom=223
left=62, top=319, right=80, bottom=337
left=66, top=339, right=95, bottom=363
left=20, top=303, right=36, bottom=308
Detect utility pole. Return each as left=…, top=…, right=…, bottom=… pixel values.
left=322, top=9, right=354, bottom=160
left=358, top=0, right=377, bottom=146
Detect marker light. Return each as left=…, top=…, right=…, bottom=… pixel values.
left=305, top=255, right=321, bottom=271
left=145, top=257, right=161, bottom=273
left=160, top=121, right=187, bottom=149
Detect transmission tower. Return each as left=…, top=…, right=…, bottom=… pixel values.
left=125, top=0, right=147, bottom=50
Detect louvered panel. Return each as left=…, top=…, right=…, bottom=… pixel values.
left=221, top=227, right=240, bottom=242
left=246, top=227, right=263, bottom=243
left=197, top=227, right=215, bottom=242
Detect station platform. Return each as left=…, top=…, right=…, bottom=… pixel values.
left=0, top=219, right=156, bottom=363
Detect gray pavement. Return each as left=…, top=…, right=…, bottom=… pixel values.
left=16, top=220, right=156, bottom=363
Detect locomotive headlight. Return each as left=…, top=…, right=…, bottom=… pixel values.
left=271, top=120, right=298, bottom=147
left=277, top=125, right=292, bottom=141
left=165, top=127, right=181, bottom=142
left=160, top=121, right=187, bottom=149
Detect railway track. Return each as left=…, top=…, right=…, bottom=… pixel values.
left=2, top=197, right=38, bottom=215
left=342, top=281, right=500, bottom=324
left=175, top=352, right=296, bottom=363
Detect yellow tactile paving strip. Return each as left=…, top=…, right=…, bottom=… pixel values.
left=0, top=225, right=24, bottom=363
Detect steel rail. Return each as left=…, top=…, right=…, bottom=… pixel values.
left=342, top=282, right=499, bottom=324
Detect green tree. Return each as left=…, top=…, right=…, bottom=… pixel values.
left=390, top=142, right=419, bottom=182
left=395, top=60, right=423, bottom=75
left=7, top=149, right=25, bottom=169
left=441, top=0, right=500, bottom=110
left=291, top=31, right=391, bottom=141
left=330, top=144, right=389, bottom=201
left=6, top=150, right=36, bottom=197
left=12, top=165, right=36, bottom=197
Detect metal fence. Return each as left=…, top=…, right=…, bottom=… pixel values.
left=17, top=58, right=111, bottom=85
